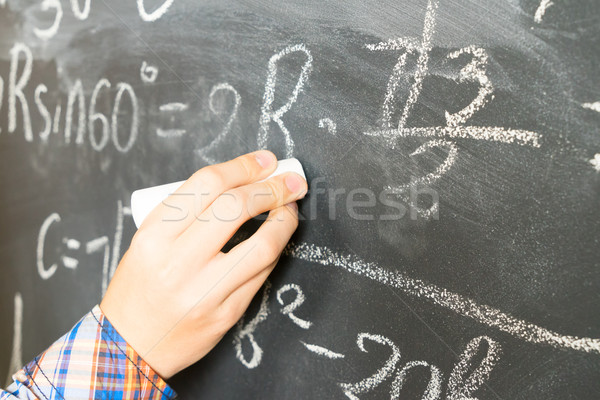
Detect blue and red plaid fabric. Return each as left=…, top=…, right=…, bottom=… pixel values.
left=0, top=306, right=177, bottom=400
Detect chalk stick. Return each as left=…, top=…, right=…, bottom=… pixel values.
left=131, top=158, right=306, bottom=228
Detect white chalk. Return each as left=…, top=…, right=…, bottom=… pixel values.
left=590, top=154, right=600, bottom=172
left=131, top=158, right=306, bottom=228
left=534, top=0, right=554, bottom=23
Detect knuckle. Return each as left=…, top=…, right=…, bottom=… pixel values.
left=263, top=180, right=285, bottom=206
left=212, top=189, right=247, bottom=220
left=236, top=155, right=256, bottom=180
left=258, top=239, right=282, bottom=263
left=131, top=228, right=158, bottom=256
left=194, top=167, right=224, bottom=192
left=188, top=303, right=211, bottom=325
left=288, top=211, right=299, bottom=230
left=216, top=302, right=239, bottom=331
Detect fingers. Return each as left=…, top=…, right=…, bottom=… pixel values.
left=218, top=259, right=277, bottom=327
left=140, top=150, right=277, bottom=237
left=175, top=173, right=306, bottom=260
left=202, top=204, right=298, bottom=300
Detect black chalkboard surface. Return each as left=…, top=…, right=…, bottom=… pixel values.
left=1, top=0, right=599, bottom=398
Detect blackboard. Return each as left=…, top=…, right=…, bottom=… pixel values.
left=1, top=0, right=599, bottom=398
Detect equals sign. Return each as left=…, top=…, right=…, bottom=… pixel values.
left=157, top=103, right=189, bottom=138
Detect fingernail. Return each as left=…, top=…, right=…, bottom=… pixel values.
left=255, top=151, right=274, bottom=169
left=287, top=202, right=298, bottom=212
left=285, top=174, right=304, bottom=193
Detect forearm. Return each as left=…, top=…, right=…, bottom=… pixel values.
left=1, top=306, right=176, bottom=400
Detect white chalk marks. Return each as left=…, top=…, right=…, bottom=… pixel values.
left=365, top=126, right=541, bottom=148
left=340, top=333, right=401, bottom=399
left=159, top=102, right=188, bottom=112
left=234, top=281, right=271, bottom=369
left=33, top=0, right=63, bottom=40
left=5, top=293, right=23, bottom=388
left=590, top=154, right=600, bottom=172
left=366, top=0, right=542, bottom=211
left=285, top=242, right=600, bottom=355
left=391, top=361, right=442, bottom=400
left=69, top=0, right=90, bottom=20
left=36, top=203, right=132, bottom=297
left=367, top=0, right=438, bottom=130
left=89, top=79, right=111, bottom=150
left=337, top=331, right=498, bottom=399
left=140, top=61, right=158, bottom=83
left=157, top=102, right=189, bottom=138
left=389, top=139, right=458, bottom=195
left=37, top=213, right=61, bottom=280
left=319, top=118, right=337, bottom=135
left=197, top=83, right=241, bottom=164
left=156, top=129, right=186, bottom=138
left=446, top=336, right=501, bottom=400
left=445, top=46, right=494, bottom=127
left=301, top=342, right=345, bottom=359
left=137, top=0, right=175, bottom=22
left=4, top=44, right=140, bottom=152
left=582, top=102, right=600, bottom=113
left=277, top=283, right=312, bottom=329
left=258, top=44, right=313, bottom=159
left=534, top=0, right=554, bottom=23
left=9, top=44, right=33, bottom=142
left=579, top=104, right=600, bottom=171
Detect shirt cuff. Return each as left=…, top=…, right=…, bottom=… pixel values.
left=14, top=305, right=177, bottom=400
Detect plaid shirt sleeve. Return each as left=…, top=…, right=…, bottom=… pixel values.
left=0, top=306, right=177, bottom=400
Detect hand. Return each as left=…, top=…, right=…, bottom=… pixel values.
left=100, top=151, right=307, bottom=379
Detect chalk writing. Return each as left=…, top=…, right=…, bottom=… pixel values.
left=318, top=118, right=337, bottom=135
left=387, top=138, right=457, bottom=191
left=35, top=84, right=52, bottom=141
left=69, top=0, right=90, bottom=21
left=33, top=0, right=63, bottom=40
left=160, top=103, right=188, bottom=112
left=446, top=336, right=501, bottom=400
left=582, top=102, right=600, bottom=113
left=276, top=283, right=312, bottom=329
left=1, top=44, right=140, bottom=152
left=65, top=79, right=85, bottom=144
left=137, top=0, right=175, bottom=22
left=52, top=102, right=61, bottom=134
left=86, top=236, right=110, bottom=294
left=340, top=333, right=401, bottom=399
left=8, top=44, right=33, bottom=142
left=197, top=83, right=241, bottom=164
left=37, top=213, right=61, bottom=280
left=156, top=128, right=186, bottom=138
left=36, top=202, right=132, bottom=296
left=301, top=342, right=345, bottom=359
left=89, top=79, right=111, bottom=150
left=157, top=102, right=189, bottom=138
left=590, top=154, right=600, bottom=172
left=233, top=281, right=271, bottom=369
left=366, top=0, right=541, bottom=216
left=445, top=46, right=494, bottom=127
left=112, top=83, right=139, bottom=153
left=140, top=61, right=159, bottom=83
left=285, top=242, right=600, bottom=354
left=258, top=44, right=313, bottom=159
left=534, top=0, right=554, bottom=23
left=391, top=361, right=442, bottom=400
